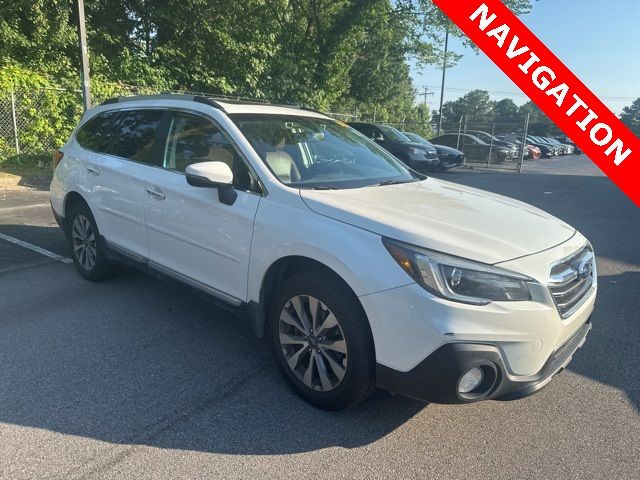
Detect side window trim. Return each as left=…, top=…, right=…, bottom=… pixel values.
left=150, top=111, right=173, bottom=168
left=162, top=108, right=265, bottom=196
left=101, top=110, right=122, bottom=156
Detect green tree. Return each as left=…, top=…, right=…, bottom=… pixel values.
left=493, top=98, right=520, bottom=123
left=435, top=89, right=494, bottom=130
left=0, top=0, right=535, bottom=124
left=0, top=0, right=78, bottom=80
left=620, top=98, right=640, bottom=136
left=518, top=101, right=556, bottom=136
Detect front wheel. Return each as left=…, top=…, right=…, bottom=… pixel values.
left=269, top=272, right=376, bottom=410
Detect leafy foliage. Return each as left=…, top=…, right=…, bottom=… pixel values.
left=620, top=98, right=640, bottom=136
left=0, top=0, right=534, bottom=166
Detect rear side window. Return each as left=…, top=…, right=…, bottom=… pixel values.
left=112, top=109, right=165, bottom=164
left=435, top=136, right=453, bottom=147
left=76, top=111, right=118, bottom=152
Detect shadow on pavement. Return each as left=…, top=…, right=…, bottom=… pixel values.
left=568, top=270, right=640, bottom=412
left=0, top=252, right=425, bottom=455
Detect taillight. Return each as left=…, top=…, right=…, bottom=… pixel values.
left=53, top=150, right=64, bottom=169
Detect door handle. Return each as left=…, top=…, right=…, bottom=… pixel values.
left=86, top=165, right=100, bottom=175
left=145, top=186, right=166, bottom=200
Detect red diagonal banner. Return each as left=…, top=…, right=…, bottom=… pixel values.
left=433, top=0, right=640, bottom=207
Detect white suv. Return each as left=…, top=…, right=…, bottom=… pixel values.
left=50, top=95, right=596, bottom=409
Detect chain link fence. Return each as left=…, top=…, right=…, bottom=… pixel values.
left=327, top=107, right=532, bottom=172
left=0, top=89, right=80, bottom=164
left=0, top=85, right=170, bottom=168
left=435, top=114, right=531, bottom=171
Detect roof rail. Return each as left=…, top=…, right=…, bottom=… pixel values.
left=99, top=93, right=197, bottom=106
left=99, top=93, right=330, bottom=116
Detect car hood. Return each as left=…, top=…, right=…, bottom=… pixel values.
left=300, top=178, right=575, bottom=264
left=433, top=144, right=463, bottom=155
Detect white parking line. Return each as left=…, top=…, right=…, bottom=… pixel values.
left=0, top=232, right=73, bottom=263
left=0, top=203, right=50, bottom=212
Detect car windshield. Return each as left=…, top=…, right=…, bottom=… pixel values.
left=230, top=114, right=419, bottom=189
left=404, top=132, right=434, bottom=147
left=466, top=134, right=488, bottom=145
left=473, top=131, right=499, bottom=143
left=378, top=125, right=412, bottom=143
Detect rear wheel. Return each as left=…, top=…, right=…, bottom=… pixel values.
left=269, top=272, right=376, bottom=410
left=66, top=202, right=116, bottom=281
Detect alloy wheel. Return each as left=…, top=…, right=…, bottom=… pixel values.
left=71, top=214, right=97, bottom=270
left=278, top=295, right=348, bottom=392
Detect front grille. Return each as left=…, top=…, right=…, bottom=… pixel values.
left=548, top=247, right=595, bottom=318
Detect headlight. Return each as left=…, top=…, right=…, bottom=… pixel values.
left=409, top=147, right=425, bottom=155
left=382, top=238, right=535, bottom=305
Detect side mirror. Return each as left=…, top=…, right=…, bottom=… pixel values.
left=374, top=133, right=384, bottom=142
left=185, top=161, right=237, bottom=205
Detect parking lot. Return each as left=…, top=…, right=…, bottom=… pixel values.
left=0, top=155, right=638, bottom=479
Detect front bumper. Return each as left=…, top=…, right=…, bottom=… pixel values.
left=438, top=155, right=464, bottom=168
left=407, top=153, right=440, bottom=166
left=377, top=319, right=591, bottom=403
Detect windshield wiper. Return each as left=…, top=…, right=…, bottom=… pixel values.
left=372, top=179, right=412, bottom=187
left=311, top=185, right=338, bottom=190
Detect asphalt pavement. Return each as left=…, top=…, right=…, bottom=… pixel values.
left=0, top=155, right=638, bottom=479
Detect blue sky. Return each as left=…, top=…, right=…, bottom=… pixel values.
left=412, top=0, right=640, bottom=114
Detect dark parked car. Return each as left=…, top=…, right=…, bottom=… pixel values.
left=465, top=130, right=519, bottom=158
left=430, top=133, right=513, bottom=163
left=542, top=137, right=575, bottom=155
left=533, top=136, right=569, bottom=155
left=496, top=133, right=558, bottom=158
left=555, top=135, right=582, bottom=154
left=403, top=132, right=464, bottom=170
left=493, top=134, right=541, bottom=160
left=524, top=135, right=559, bottom=157
left=348, top=122, right=439, bottom=171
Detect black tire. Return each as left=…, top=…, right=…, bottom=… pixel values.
left=269, top=272, right=376, bottom=410
left=66, top=201, right=116, bottom=282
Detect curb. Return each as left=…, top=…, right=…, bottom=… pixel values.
left=0, top=174, right=52, bottom=191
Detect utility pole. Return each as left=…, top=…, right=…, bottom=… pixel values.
left=76, top=0, right=91, bottom=111
left=419, top=87, right=434, bottom=132
left=437, top=23, right=450, bottom=136
left=420, top=86, right=433, bottom=107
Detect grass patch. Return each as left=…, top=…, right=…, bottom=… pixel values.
left=0, top=153, right=53, bottom=178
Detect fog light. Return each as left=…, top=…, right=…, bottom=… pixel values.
left=458, top=367, right=484, bottom=393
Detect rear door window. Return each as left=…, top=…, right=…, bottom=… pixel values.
left=76, top=111, right=118, bottom=153
left=112, top=109, right=165, bottom=164
left=438, top=135, right=455, bottom=147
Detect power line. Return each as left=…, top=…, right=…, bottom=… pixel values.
left=417, top=85, right=637, bottom=102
